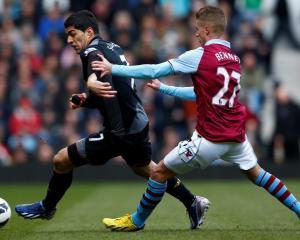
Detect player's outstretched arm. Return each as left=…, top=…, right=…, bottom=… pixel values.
left=147, top=79, right=196, bottom=101
left=91, top=54, right=174, bottom=79
left=146, top=79, right=161, bottom=91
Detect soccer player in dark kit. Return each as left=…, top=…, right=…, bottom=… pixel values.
left=15, top=10, right=210, bottom=229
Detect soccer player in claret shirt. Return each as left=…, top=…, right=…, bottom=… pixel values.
left=91, top=6, right=300, bottom=231
left=15, top=10, right=210, bottom=229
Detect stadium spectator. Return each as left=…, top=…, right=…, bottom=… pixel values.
left=70, top=0, right=92, bottom=12
left=132, top=0, right=157, bottom=23
left=91, top=0, right=112, bottom=26
left=14, top=0, right=40, bottom=29
left=12, top=145, right=28, bottom=165
left=9, top=97, right=41, bottom=136
left=0, top=0, right=21, bottom=22
left=9, top=54, right=40, bottom=107
left=15, top=11, right=207, bottom=231
left=160, top=126, right=181, bottom=159
left=36, top=140, right=54, bottom=164
left=134, top=27, right=160, bottom=64
left=240, top=50, right=266, bottom=115
left=110, top=10, right=138, bottom=50
left=0, top=0, right=296, bottom=168
left=17, top=23, right=43, bottom=61
left=91, top=6, right=300, bottom=231
left=159, top=0, right=191, bottom=20
left=44, top=31, right=65, bottom=56
left=0, top=122, right=12, bottom=166
left=0, top=61, right=10, bottom=125
left=264, top=0, right=300, bottom=50
left=8, top=97, right=41, bottom=155
left=38, top=0, right=67, bottom=41
left=42, top=0, right=70, bottom=13
left=270, top=82, right=300, bottom=163
left=38, top=106, right=60, bottom=150
left=235, top=0, right=262, bottom=22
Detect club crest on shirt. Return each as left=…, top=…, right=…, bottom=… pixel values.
left=107, top=42, right=120, bottom=50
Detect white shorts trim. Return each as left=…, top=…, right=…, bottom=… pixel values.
left=164, top=131, right=257, bottom=174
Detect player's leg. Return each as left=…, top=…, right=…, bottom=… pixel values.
left=42, top=147, right=75, bottom=211
left=16, top=132, right=120, bottom=220
left=131, top=160, right=197, bottom=213
left=103, top=132, right=212, bottom=231
left=245, top=164, right=300, bottom=219
left=15, top=147, right=74, bottom=219
left=158, top=135, right=212, bottom=229
left=129, top=160, right=175, bottom=229
left=122, top=129, right=208, bottom=229
left=102, top=160, right=171, bottom=231
left=225, top=138, right=300, bottom=220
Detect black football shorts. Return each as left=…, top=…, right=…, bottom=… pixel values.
left=67, top=125, right=151, bottom=168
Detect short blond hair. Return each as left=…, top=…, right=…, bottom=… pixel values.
left=196, top=6, right=226, bottom=34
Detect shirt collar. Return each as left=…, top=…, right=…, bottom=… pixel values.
left=80, top=35, right=101, bottom=56
left=205, top=39, right=231, bottom=48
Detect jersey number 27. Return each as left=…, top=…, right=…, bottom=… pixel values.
left=212, top=66, right=241, bottom=108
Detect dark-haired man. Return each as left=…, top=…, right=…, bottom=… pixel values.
left=15, top=10, right=210, bottom=229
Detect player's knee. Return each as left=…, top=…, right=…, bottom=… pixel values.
left=150, top=164, right=165, bottom=182
left=131, top=166, right=150, bottom=178
left=243, top=164, right=262, bottom=184
left=53, top=149, right=72, bottom=173
left=150, top=160, right=176, bottom=182
left=53, top=151, right=65, bottom=172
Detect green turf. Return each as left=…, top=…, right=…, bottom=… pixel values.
left=0, top=180, right=299, bottom=240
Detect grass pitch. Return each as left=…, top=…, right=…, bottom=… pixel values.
left=0, top=180, right=299, bottom=240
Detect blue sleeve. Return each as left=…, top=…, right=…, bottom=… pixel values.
left=159, top=83, right=196, bottom=101
left=112, top=61, right=174, bottom=79
left=168, top=48, right=204, bottom=74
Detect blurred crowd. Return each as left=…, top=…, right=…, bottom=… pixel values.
left=0, top=0, right=300, bottom=167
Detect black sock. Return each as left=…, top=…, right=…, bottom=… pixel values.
left=42, top=171, right=73, bottom=210
left=166, top=177, right=195, bottom=209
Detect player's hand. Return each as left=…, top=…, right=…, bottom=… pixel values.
left=146, top=79, right=161, bottom=91
left=91, top=54, right=112, bottom=78
left=69, top=93, right=87, bottom=109
left=87, top=80, right=117, bottom=98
